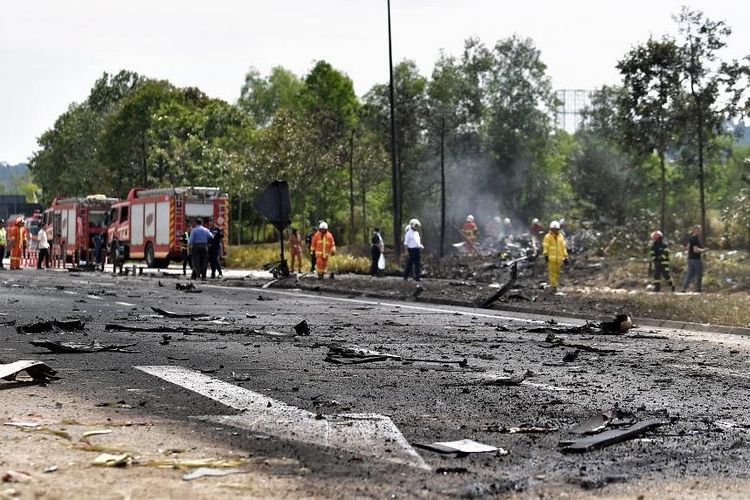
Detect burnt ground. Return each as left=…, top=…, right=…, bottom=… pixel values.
left=2, top=266, right=750, bottom=498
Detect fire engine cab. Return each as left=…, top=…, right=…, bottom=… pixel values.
left=43, top=195, right=119, bottom=263
left=107, top=187, right=229, bottom=268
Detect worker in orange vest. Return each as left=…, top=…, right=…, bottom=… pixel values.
left=310, top=221, right=336, bottom=279
left=8, top=217, right=26, bottom=270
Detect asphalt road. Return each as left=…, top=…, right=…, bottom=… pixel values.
left=3, top=267, right=750, bottom=497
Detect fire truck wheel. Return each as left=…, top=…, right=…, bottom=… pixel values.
left=145, top=243, right=156, bottom=268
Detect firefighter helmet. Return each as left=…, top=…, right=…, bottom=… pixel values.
left=318, top=221, right=328, bottom=230
left=409, top=218, right=421, bottom=228
left=467, top=214, right=475, bottom=222
left=651, top=230, right=663, bottom=241
left=550, top=220, right=560, bottom=230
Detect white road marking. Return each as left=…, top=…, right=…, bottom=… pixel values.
left=209, top=284, right=559, bottom=326
left=115, top=301, right=135, bottom=307
left=135, top=365, right=429, bottom=470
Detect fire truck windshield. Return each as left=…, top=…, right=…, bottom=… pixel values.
left=89, top=211, right=108, bottom=228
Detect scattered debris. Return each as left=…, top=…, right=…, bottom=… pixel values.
left=151, top=307, right=210, bottom=319
left=1, top=471, right=33, bottom=483
left=542, top=334, right=619, bottom=354
left=43, top=466, right=58, bottom=474
left=325, top=346, right=399, bottom=364
left=562, top=350, right=580, bottom=363
left=159, top=335, right=171, bottom=345
left=435, top=467, right=469, bottom=474
left=92, top=453, right=133, bottom=467
left=560, top=419, right=666, bottom=453
left=3, top=421, right=42, bottom=429
left=182, top=467, right=249, bottom=481
left=142, top=458, right=245, bottom=469
left=0, top=360, right=57, bottom=383
left=325, top=345, right=468, bottom=366
left=415, top=439, right=504, bottom=455
left=175, top=283, right=201, bottom=293
left=599, top=314, right=633, bottom=335
left=95, top=401, right=137, bottom=409
left=30, top=340, right=139, bottom=353
left=105, top=324, right=188, bottom=334
left=293, top=320, right=311, bottom=336
left=481, top=370, right=533, bottom=386
left=479, top=262, right=518, bottom=308
left=82, top=429, right=113, bottom=438
left=198, top=366, right=223, bottom=374
left=257, top=294, right=273, bottom=301
left=16, top=319, right=86, bottom=334
left=486, top=424, right=557, bottom=434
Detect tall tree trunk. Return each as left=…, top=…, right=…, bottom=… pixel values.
left=659, top=151, right=667, bottom=234
left=697, top=102, right=707, bottom=241
left=349, top=130, right=355, bottom=245
left=237, top=198, right=243, bottom=245
left=361, top=179, right=367, bottom=245
left=387, top=0, right=401, bottom=259
left=440, top=116, right=446, bottom=257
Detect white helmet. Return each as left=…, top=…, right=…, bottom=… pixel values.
left=318, top=221, right=328, bottom=230
left=409, top=218, right=421, bottom=228
left=532, top=218, right=539, bottom=224
left=467, top=214, right=475, bottom=222
left=503, top=218, right=511, bottom=225
left=550, top=220, right=560, bottom=230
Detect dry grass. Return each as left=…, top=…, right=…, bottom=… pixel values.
left=226, top=244, right=375, bottom=274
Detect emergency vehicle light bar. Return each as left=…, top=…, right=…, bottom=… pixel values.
left=135, top=187, right=223, bottom=198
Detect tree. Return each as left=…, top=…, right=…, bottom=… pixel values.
left=238, top=66, right=303, bottom=127
left=471, top=36, right=558, bottom=219
left=674, top=7, right=738, bottom=237
left=617, top=36, right=683, bottom=234
left=364, top=61, right=428, bottom=240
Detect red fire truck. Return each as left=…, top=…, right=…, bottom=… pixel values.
left=43, top=195, right=119, bottom=263
left=107, top=187, right=229, bottom=268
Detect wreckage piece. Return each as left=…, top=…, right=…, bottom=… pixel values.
left=30, top=340, right=139, bottom=353
left=105, top=323, right=189, bottom=333
left=479, top=262, right=518, bottom=308
left=486, top=424, right=557, bottom=434
left=480, top=370, right=532, bottom=386
left=325, top=345, right=401, bottom=364
left=175, top=282, right=201, bottom=293
left=16, top=319, right=86, bottom=335
left=542, top=334, right=619, bottom=355
left=0, top=360, right=57, bottom=382
left=599, top=314, right=633, bottom=335
left=561, top=419, right=665, bottom=453
left=151, top=306, right=211, bottom=319
left=415, top=439, right=500, bottom=455
left=293, top=320, right=311, bottom=336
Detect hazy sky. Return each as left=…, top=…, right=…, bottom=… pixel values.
left=1, top=0, right=747, bottom=164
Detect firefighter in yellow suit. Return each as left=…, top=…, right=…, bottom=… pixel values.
left=542, top=220, right=568, bottom=292
left=310, top=221, right=336, bottom=279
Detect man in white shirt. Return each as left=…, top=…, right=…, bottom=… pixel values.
left=403, top=218, right=424, bottom=281
left=36, top=229, right=50, bottom=269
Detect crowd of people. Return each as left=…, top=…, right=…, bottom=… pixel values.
left=287, top=214, right=710, bottom=293
left=0, top=211, right=711, bottom=293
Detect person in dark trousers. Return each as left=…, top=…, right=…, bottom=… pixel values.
left=370, top=227, right=384, bottom=277
left=305, top=230, right=315, bottom=272
left=93, top=233, right=105, bottom=271
left=36, top=227, right=50, bottom=269
left=209, top=226, right=224, bottom=278
left=180, top=230, right=192, bottom=276
left=649, top=230, right=674, bottom=292
left=682, top=224, right=707, bottom=292
left=403, top=218, right=424, bottom=281
left=189, top=218, right=212, bottom=280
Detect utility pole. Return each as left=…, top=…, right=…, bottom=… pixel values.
left=387, top=0, right=400, bottom=259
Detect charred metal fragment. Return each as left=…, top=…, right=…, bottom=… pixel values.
left=560, top=419, right=665, bottom=453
